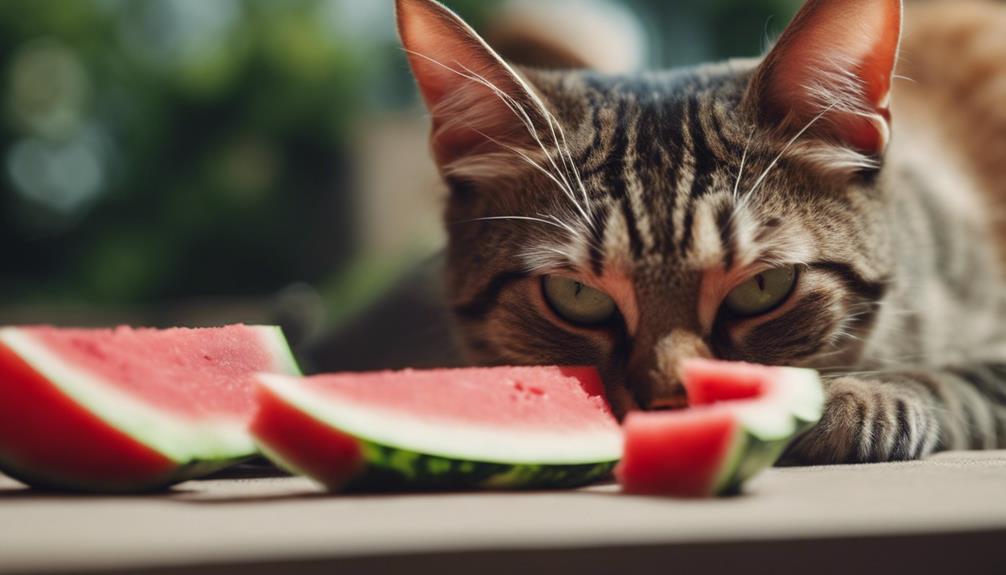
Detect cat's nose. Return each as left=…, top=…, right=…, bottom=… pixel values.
left=645, top=329, right=712, bottom=410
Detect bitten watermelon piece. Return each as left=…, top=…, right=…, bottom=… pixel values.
left=251, top=367, right=623, bottom=491
left=0, top=325, right=300, bottom=492
left=617, top=359, right=824, bottom=497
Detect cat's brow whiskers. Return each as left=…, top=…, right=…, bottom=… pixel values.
left=469, top=127, right=584, bottom=213
left=462, top=215, right=570, bottom=232
left=732, top=126, right=756, bottom=202
left=454, top=63, right=576, bottom=193
left=541, top=212, right=594, bottom=244
left=744, top=100, right=841, bottom=199
left=460, top=214, right=603, bottom=256
left=520, top=245, right=580, bottom=270
left=403, top=49, right=594, bottom=233
left=449, top=59, right=594, bottom=230
left=533, top=106, right=579, bottom=195
left=547, top=112, right=594, bottom=230
left=462, top=75, right=595, bottom=234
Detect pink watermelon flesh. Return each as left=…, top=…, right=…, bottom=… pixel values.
left=683, top=358, right=772, bottom=405
left=276, top=366, right=613, bottom=432
left=26, top=326, right=277, bottom=420
left=252, top=383, right=366, bottom=491
left=0, top=343, right=179, bottom=491
left=616, top=409, right=738, bottom=497
left=251, top=366, right=623, bottom=491
left=617, top=358, right=822, bottom=497
left=0, top=324, right=298, bottom=492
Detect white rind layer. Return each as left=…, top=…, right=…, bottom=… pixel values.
left=711, top=367, right=824, bottom=493
left=257, top=373, right=624, bottom=465
left=260, top=326, right=303, bottom=377
left=0, top=326, right=295, bottom=463
left=778, top=367, right=826, bottom=423
left=733, top=366, right=825, bottom=440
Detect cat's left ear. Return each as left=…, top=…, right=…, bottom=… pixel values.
left=747, top=0, right=903, bottom=158
left=396, top=0, right=547, bottom=176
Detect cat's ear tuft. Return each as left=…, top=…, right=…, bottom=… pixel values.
left=396, top=0, right=544, bottom=175
left=747, top=0, right=903, bottom=159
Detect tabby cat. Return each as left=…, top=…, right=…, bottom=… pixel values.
left=392, top=0, right=1006, bottom=464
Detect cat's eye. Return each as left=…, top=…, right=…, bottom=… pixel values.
left=724, top=267, right=797, bottom=317
left=542, top=276, right=617, bottom=326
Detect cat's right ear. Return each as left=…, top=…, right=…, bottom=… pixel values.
left=746, top=0, right=903, bottom=167
left=396, top=0, right=544, bottom=175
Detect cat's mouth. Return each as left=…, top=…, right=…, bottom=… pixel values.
left=646, top=396, right=690, bottom=411
left=607, top=383, right=689, bottom=419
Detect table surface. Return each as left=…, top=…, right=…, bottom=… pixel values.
left=2, top=451, right=1006, bottom=574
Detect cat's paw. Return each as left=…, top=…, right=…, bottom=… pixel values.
left=779, top=376, right=933, bottom=465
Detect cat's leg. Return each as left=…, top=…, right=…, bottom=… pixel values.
left=779, top=364, right=1006, bottom=465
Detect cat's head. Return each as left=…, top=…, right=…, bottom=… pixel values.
left=397, top=0, right=902, bottom=415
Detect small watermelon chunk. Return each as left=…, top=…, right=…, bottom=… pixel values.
left=251, top=367, right=622, bottom=491
left=0, top=325, right=300, bottom=492
left=617, top=359, right=824, bottom=497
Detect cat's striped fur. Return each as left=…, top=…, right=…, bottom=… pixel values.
left=397, top=0, right=1006, bottom=464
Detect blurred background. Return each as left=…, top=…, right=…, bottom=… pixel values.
left=0, top=0, right=800, bottom=360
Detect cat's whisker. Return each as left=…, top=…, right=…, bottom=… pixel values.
left=536, top=109, right=577, bottom=191
left=404, top=50, right=592, bottom=230
left=744, top=101, right=841, bottom=198
left=458, top=212, right=603, bottom=259
left=820, top=370, right=896, bottom=380
left=427, top=54, right=594, bottom=236
left=732, top=127, right=756, bottom=202
left=521, top=246, right=572, bottom=259
left=462, top=134, right=597, bottom=248
left=540, top=212, right=592, bottom=245
left=547, top=112, right=595, bottom=230
left=539, top=114, right=596, bottom=232
left=468, top=128, right=585, bottom=215
left=453, top=62, right=574, bottom=189
left=817, top=349, right=936, bottom=373
left=531, top=108, right=596, bottom=233
left=461, top=215, right=571, bottom=232
left=519, top=245, right=581, bottom=271
left=451, top=61, right=594, bottom=231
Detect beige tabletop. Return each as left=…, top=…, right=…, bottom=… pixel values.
left=2, top=451, right=1005, bottom=574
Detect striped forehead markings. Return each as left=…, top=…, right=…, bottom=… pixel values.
left=561, top=76, right=752, bottom=274
left=599, top=98, right=646, bottom=263
left=677, top=99, right=723, bottom=257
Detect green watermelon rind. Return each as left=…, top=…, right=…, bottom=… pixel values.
left=0, top=325, right=300, bottom=466
left=710, top=366, right=825, bottom=495
left=257, top=373, right=622, bottom=491
left=259, top=421, right=616, bottom=492
left=258, top=373, right=623, bottom=466
left=347, top=440, right=615, bottom=491
left=0, top=453, right=248, bottom=493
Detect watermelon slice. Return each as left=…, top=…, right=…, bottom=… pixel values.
left=616, top=359, right=824, bottom=497
left=251, top=367, right=622, bottom=491
left=0, top=325, right=300, bottom=492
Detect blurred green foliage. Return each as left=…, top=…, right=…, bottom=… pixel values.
left=0, top=0, right=798, bottom=315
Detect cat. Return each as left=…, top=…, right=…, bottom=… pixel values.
left=378, top=0, right=1006, bottom=465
